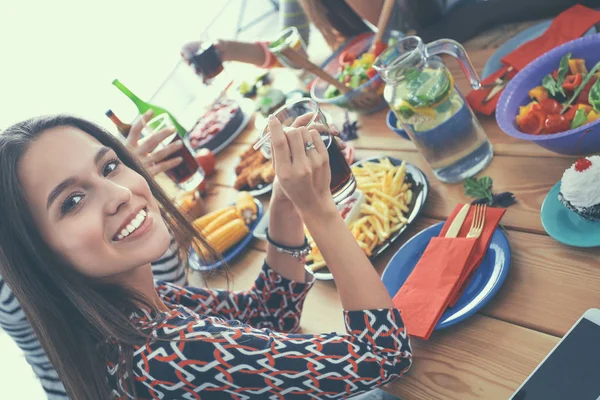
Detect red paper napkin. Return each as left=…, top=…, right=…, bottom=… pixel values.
left=439, top=205, right=506, bottom=306
left=392, top=237, right=477, bottom=340
left=467, top=5, right=600, bottom=115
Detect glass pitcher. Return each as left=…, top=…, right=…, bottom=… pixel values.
left=373, top=36, right=493, bottom=183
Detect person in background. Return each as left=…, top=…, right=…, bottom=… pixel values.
left=0, top=110, right=187, bottom=399
left=181, top=0, right=401, bottom=70
left=0, top=110, right=411, bottom=399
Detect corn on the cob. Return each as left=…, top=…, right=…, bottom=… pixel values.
left=203, top=208, right=240, bottom=235
left=204, top=218, right=249, bottom=254
left=193, top=206, right=235, bottom=231
left=235, top=192, right=258, bottom=224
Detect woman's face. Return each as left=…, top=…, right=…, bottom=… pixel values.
left=18, top=126, right=171, bottom=278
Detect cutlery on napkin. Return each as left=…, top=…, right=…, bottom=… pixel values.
left=467, top=4, right=600, bottom=115
left=392, top=204, right=506, bottom=340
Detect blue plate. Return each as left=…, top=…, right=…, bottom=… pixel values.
left=482, top=21, right=596, bottom=79
left=189, top=199, right=263, bottom=271
left=541, top=181, right=600, bottom=247
left=386, top=110, right=410, bottom=141
left=381, top=222, right=511, bottom=330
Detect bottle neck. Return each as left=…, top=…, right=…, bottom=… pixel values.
left=105, top=110, right=131, bottom=137
left=112, top=79, right=143, bottom=105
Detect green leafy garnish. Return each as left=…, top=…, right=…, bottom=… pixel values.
left=464, top=176, right=493, bottom=205
left=350, top=74, right=362, bottom=89
left=542, top=74, right=560, bottom=97
left=562, top=61, right=600, bottom=113
left=555, top=53, right=571, bottom=96
left=588, top=77, right=600, bottom=112
left=570, top=108, right=588, bottom=129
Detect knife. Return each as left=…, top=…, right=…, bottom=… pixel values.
left=445, top=204, right=471, bottom=238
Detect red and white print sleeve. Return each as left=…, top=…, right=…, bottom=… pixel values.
left=155, top=262, right=315, bottom=333
left=113, top=306, right=412, bottom=399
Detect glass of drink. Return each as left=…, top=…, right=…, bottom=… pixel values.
left=183, top=32, right=224, bottom=84
left=268, top=27, right=309, bottom=70
left=143, top=114, right=205, bottom=191
left=257, top=98, right=356, bottom=204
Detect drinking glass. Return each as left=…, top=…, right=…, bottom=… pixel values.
left=184, top=32, right=224, bottom=84
left=143, top=114, right=205, bottom=191
left=268, top=27, right=309, bottom=70
left=257, top=98, right=356, bottom=204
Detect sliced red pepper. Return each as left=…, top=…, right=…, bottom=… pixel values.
left=564, top=106, right=578, bottom=122
left=344, top=75, right=352, bottom=85
left=539, top=98, right=562, bottom=115
left=339, top=50, right=356, bottom=65
left=576, top=76, right=598, bottom=105
left=544, top=114, right=571, bottom=134
left=519, top=110, right=545, bottom=135
left=371, top=41, right=387, bottom=57
left=562, top=73, right=583, bottom=91
left=366, top=68, right=378, bottom=79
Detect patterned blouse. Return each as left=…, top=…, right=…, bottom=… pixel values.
left=108, top=263, right=412, bottom=399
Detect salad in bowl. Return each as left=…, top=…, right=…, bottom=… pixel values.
left=516, top=52, right=600, bottom=135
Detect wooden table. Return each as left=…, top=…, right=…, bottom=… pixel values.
left=160, top=22, right=600, bottom=400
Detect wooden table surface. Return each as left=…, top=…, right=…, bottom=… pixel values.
left=159, top=22, right=600, bottom=400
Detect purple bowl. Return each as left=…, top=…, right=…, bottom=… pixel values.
left=496, top=35, right=600, bottom=156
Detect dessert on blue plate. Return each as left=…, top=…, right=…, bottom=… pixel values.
left=559, top=155, right=600, bottom=221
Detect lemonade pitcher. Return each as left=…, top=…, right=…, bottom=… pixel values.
left=373, top=36, right=493, bottom=183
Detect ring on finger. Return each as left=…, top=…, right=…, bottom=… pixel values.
left=304, top=141, right=317, bottom=151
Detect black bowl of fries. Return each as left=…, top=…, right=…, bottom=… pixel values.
left=305, top=156, right=429, bottom=280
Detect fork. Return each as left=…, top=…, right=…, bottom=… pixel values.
left=466, top=204, right=486, bottom=239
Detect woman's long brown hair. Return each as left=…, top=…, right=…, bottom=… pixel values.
left=0, top=115, right=217, bottom=399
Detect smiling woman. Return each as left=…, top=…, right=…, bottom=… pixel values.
left=0, top=114, right=411, bottom=399
left=0, top=115, right=215, bottom=398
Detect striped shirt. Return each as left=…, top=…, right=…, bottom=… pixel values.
left=0, top=239, right=185, bottom=399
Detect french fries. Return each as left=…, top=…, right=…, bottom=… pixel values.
left=306, top=158, right=413, bottom=273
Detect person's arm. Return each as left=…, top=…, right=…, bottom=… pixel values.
left=131, top=306, right=412, bottom=398
left=345, top=0, right=384, bottom=26
left=156, top=261, right=313, bottom=332
left=0, top=276, right=68, bottom=398
left=181, top=40, right=280, bottom=69
left=218, top=40, right=268, bottom=66
left=267, top=116, right=395, bottom=311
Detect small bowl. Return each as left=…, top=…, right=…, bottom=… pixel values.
left=386, top=109, right=411, bottom=140
left=311, top=33, right=387, bottom=114
left=496, top=35, right=600, bottom=156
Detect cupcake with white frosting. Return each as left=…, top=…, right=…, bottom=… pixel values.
left=559, top=156, right=600, bottom=222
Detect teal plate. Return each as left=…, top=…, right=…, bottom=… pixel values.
left=541, top=182, right=600, bottom=248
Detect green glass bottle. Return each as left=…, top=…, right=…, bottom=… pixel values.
left=112, top=79, right=187, bottom=137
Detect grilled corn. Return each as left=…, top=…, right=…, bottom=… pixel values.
left=197, top=218, right=249, bottom=254
left=203, top=208, right=240, bottom=235
left=193, top=206, right=235, bottom=231
left=235, top=192, right=258, bottom=224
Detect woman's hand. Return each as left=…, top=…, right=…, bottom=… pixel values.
left=268, top=115, right=335, bottom=217
left=127, top=110, right=184, bottom=177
